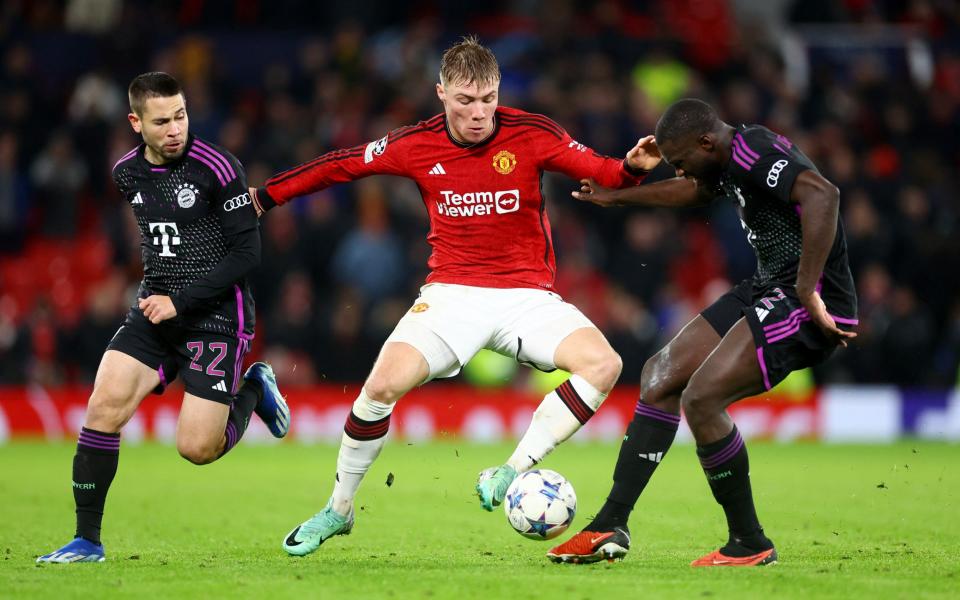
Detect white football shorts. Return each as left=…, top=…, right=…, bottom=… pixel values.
left=384, top=283, right=596, bottom=381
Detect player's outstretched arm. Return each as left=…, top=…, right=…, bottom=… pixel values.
left=792, top=170, right=857, bottom=347
left=538, top=119, right=651, bottom=188
left=572, top=176, right=713, bottom=208
left=251, top=131, right=409, bottom=215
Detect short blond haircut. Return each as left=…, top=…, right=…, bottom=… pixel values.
left=439, top=35, right=500, bottom=88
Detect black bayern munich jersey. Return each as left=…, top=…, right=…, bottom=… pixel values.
left=716, top=125, right=856, bottom=318
left=111, top=134, right=259, bottom=336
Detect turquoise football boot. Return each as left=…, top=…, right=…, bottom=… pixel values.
left=282, top=501, right=354, bottom=556
left=476, top=464, right=518, bottom=511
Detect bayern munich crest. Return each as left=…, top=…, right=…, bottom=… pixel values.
left=492, top=150, right=516, bottom=175
left=176, top=182, right=198, bottom=208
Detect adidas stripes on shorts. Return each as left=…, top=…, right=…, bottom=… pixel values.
left=701, top=279, right=857, bottom=390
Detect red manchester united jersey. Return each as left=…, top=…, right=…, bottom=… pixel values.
left=258, top=106, right=646, bottom=290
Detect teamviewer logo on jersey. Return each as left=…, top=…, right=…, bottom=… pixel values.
left=436, top=189, right=520, bottom=218
left=494, top=190, right=520, bottom=214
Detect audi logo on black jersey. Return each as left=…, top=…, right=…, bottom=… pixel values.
left=766, top=159, right=789, bottom=187
left=223, top=193, right=252, bottom=212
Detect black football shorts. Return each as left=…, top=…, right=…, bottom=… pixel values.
left=106, top=308, right=252, bottom=404
left=701, top=279, right=857, bottom=390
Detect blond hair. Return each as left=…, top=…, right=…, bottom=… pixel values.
left=439, top=35, right=500, bottom=88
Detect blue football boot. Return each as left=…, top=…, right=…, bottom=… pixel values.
left=37, top=537, right=105, bottom=563
left=244, top=362, right=290, bottom=438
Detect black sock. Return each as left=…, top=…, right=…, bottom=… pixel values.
left=73, top=428, right=120, bottom=545
left=588, top=401, right=680, bottom=531
left=220, top=379, right=262, bottom=456
left=697, top=426, right=772, bottom=552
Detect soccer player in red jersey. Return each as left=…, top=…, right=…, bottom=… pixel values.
left=252, top=36, right=661, bottom=556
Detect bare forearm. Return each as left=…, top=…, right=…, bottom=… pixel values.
left=607, top=177, right=708, bottom=207
left=795, top=184, right=839, bottom=297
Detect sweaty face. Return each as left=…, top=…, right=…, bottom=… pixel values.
left=659, top=136, right=723, bottom=187
left=437, top=80, right=499, bottom=144
left=130, top=95, right=189, bottom=164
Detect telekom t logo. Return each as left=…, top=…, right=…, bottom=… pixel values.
left=149, top=222, right=181, bottom=257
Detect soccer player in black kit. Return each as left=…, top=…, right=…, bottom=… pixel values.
left=547, top=99, right=858, bottom=566
left=38, top=73, right=291, bottom=563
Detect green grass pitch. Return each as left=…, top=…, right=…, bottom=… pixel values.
left=1, top=440, right=957, bottom=599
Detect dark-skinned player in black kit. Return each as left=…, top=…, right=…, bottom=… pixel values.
left=547, top=98, right=857, bottom=567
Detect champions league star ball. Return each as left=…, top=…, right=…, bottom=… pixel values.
left=504, top=469, right=577, bottom=540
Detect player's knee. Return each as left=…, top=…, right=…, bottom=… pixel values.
left=607, top=351, right=624, bottom=382
left=84, top=390, right=129, bottom=432
left=177, top=439, right=219, bottom=465
left=680, top=386, right=713, bottom=429
left=604, top=354, right=624, bottom=392
left=639, top=353, right=682, bottom=413
left=639, top=353, right=663, bottom=398
left=362, top=375, right=406, bottom=405
left=574, top=348, right=622, bottom=393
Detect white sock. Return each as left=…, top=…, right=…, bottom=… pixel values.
left=331, top=389, right=394, bottom=515
left=507, top=374, right=607, bottom=472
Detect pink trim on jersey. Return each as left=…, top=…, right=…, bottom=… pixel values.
left=756, top=347, right=772, bottom=390
left=188, top=150, right=227, bottom=186
left=733, top=133, right=760, bottom=160
left=231, top=284, right=253, bottom=395
left=766, top=316, right=811, bottom=343
left=190, top=144, right=232, bottom=183
left=763, top=307, right=809, bottom=331
left=193, top=139, right=237, bottom=181
left=731, top=135, right=757, bottom=171
left=832, top=315, right=859, bottom=325
left=113, top=147, right=138, bottom=171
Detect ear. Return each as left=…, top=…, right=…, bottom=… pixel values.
left=698, top=133, right=715, bottom=152
left=435, top=83, right=445, bottom=103
left=128, top=112, right=142, bottom=134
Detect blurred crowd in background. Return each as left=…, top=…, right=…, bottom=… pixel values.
left=1, top=0, right=959, bottom=389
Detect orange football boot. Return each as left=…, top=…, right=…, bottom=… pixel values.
left=690, top=547, right=777, bottom=567
left=546, top=527, right=630, bottom=564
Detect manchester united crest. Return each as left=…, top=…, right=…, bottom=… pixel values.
left=492, top=150, right=516, bottom=175
left=410, top=302, right=429, bottom=313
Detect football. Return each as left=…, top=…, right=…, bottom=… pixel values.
left=503, top=469, right=577, bottom=540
